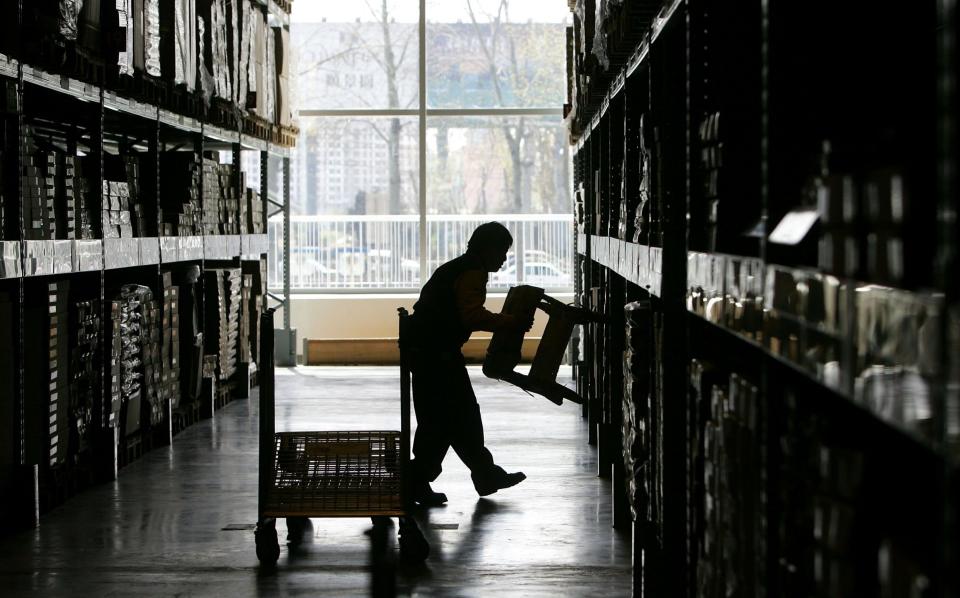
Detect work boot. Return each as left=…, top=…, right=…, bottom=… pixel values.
left=472, top=466, right=526, bottom=497
left=411, top=480, right=448, bottom=507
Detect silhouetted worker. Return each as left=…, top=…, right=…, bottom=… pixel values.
left=407, top=222, right=533, bottom=506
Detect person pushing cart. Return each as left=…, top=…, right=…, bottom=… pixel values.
left=406, top=222, right=534, bottom=506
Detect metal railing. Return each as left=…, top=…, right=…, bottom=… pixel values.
left=268, top=213, right=574, bottom=291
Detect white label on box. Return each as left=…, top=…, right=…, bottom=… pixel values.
left=769, top=210, right=819, bottom=246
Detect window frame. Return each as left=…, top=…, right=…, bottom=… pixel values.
left=291, top=0, right=567, bottom=293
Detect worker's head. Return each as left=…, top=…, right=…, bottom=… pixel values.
left=467, top=222, right=513, bottom=272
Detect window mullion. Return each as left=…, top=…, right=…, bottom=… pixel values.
left=418, top=0, right=428, bottom=285
left=424, top=108, right=564, bottom=117
left=299, top=109, right=419, bottom=117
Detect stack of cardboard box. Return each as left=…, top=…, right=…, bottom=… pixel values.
left=109, top=284, right=151, bottom=436
left=21, top=131, right=55, bottom=240
left=160, top=0, right=198, bottom=90
left=69, top=299, right=99, bottom=456
left=201, top=157, right=221, bottom=235
left=66, top=154, right=94, bottom=240
left=160, top=271, right=181, bottom=411
left=116, top=0, right=163, bottom=78
left=139, top=290, right=163, bottom=427
left=242, top=258, right=266, bottom=366
left=204, top=267, right=242, bottom=381
left=102, top=180, right=134, bottom=239
left=219, top=163, right=241, bottom=234
left=245, top=187, right=263, bottom=233
left=20, top=133, right=88, bottom=241
left=24, top=281, right=70, bottom=468
left=159, top=152, right=203, bottom=236
left=622, top=300, right=652, bottom=523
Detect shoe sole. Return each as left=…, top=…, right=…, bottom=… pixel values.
left=476, top=474, right=526, bottom=497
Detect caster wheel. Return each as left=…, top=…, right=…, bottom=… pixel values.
left=256, top=522, right=280, bottom=564
left=286, top=517, right=313, bottom=545
left=398, top=518, right=430, bottom=562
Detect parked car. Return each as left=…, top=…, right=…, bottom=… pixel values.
left=491, top=261, right=570, bottom=287
left=290, top=257, right=337, bottom=280
left=503, top=250, right=558, bottom=271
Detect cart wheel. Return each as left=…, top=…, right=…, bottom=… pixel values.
left=256, top=521, right=281, bottom=564
left=286, top=517, right=313, bottom=545
left=398, top=517, right=430, bottom=562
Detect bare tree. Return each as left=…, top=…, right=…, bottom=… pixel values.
left=459, top=0, right=569, bottom=276
left=359, top=0, right=416, bottom=215
left=295, top=1, right=416, bottom=215
left=464, top=1, right=533, bottom=212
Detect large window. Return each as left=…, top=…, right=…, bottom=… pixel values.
left=277, top=0, right=571, bottom=291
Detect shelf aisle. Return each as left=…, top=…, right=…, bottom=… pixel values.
left=0, top=367, right=631, bottom=597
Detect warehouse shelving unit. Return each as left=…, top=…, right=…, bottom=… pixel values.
left=568, top=1, right=958, bottom=596
left=0, top=0, right=294, bottom=532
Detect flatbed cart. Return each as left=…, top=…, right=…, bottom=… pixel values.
left=254, top=307, right=429, bottom=565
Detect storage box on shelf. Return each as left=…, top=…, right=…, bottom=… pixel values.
left=102, top=163, right=141, bottom=239
left=23, top=281, right=70, bottom=470
left=690, top=363, right=765, bottom=598
left=779, top=388, right=941, bottom=597
left=622, top=300, right=653, bottom=528
left=140, top=290, right=164, bottom=430
left=204, top=267, right=242, bottom=383
left=160, top=270, right=182, bottom=413
left=159, top=0, right=199, bottom=93
left=69, top=298, right=100, bottom=458
left=108, top=285, right=147, bottom=438
left=241, top=257, right=266, bottom=366
left=246, top=187, right=264, bottom=233
left=17, top=127, right=99, bottom=252
left=172, top=265, right=204, bottom=427
left=103, top=279, right=165, bottom=467
left=21, top=280, right=75, bottom=513
left=201, top=156, right=247, bottom=235
left=20, top=1, right=91, bottom=81
left=159, top=151, right=204, bottom=236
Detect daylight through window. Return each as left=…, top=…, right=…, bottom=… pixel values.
left=270, top=0, right=572, bottom=291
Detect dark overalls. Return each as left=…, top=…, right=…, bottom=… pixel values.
left=408, top=253, right=500, bottom=489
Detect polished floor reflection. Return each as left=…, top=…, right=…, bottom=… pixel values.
left=0, top=366, right=631, bottom=597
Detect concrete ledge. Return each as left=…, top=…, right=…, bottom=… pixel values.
left=304, top=337, right=542, bottom=365
left=285, top=293, right=573, bottom=359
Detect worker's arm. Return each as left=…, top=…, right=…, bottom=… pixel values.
left=454, top=270, right=527, bottom=332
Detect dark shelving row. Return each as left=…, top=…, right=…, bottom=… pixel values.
left=567, top=1, right=958, bottom=597
left=0, top=1, right=291, bottom=534
left=0, top=0, right=296, bottom=149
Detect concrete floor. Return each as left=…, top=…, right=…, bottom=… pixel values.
left=0, top=366, right=631, bottom=597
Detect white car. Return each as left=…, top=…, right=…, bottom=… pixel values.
left=290, top=257, right=338, bottom=279
left=491, top=261, right=570, bottom=288
left=503, top=250, right=555, bottom=271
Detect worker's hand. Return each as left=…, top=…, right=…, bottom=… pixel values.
left=520, top=313, right=534, bottom=332
left=504, top=313, right=534, bottom=333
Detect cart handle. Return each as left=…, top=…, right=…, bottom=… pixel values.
left=258, top=308, right=278, bottom=521
left=397, top=308, right=412, bottom=510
